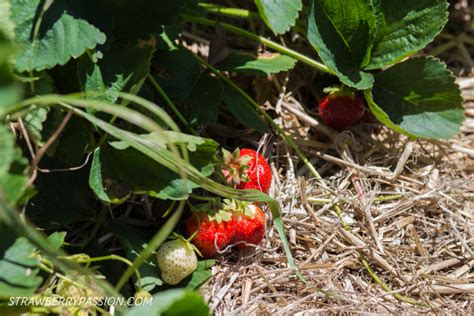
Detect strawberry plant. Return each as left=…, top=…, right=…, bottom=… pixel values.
left=0, top=0, right=466, bottom=314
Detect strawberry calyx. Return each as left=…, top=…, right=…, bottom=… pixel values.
left=322, top=85, right=357, bottom=99
left=221, top=199, right=253, bottom=217
left=221, top=148, right=252, bottom=186
left=193, top=199, right=252, bottom=224
left=194, top=200, right=233, bottom=223
left=170, top=232, right=199, bottom=254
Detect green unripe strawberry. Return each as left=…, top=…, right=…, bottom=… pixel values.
left=134, top=290, right=153, bottom=300
left=157, top=239, right=198, bottom=285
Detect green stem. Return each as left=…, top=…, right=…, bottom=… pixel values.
left=75, top=255, right=142, bottom=290
left=189, top=193, right=219, bottom=203
left=196, top=55, right=422, bottom=306
left=146, top=74, right=198, bottom=136
left=162, top=200, right=177, bottom=218
left=182, top=14, right=333, bottom=75
left=198, top=3, right=261, bottom=19
left=374, top=194, right=403, bottom=202
left=360, top=256, right=423, bottom=306
left=39, top=263, right=87, bottom=290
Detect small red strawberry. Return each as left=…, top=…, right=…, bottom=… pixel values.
left=221, top=148, right=272, bottom=193
left=231, top=202, right=265, bottom=248
left=319, top=87, right=365, bottom=131
left=185, top=208, right=237, bottom=258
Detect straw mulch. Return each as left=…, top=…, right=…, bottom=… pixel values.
left=188, top=1, right=474, bottom=314
left=201, top=86, right=473, bottom=315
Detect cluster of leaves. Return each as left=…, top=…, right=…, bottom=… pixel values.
left=254, top=0, right=464, bottom=139
left=0, top=0, right=217, bottom=314
left=306, top=0, right=464, bottom=139
left=0, top=0, right=465, bottom=314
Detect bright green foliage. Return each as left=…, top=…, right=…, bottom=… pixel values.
left=0, top=231, right=42, bottom=298
left=367, top=0, right=449, bottom=69
left=0, top=124, right=15, bottom=177
left=0, top=0, right=15, bottom=40
left=47, top=231, right=67, bottom=250
left=0, top=125, right=28, bottom=204
left=218, top=52, right=297, bottom=75
left=307, top=0, right=375, bottom=89
left=0, top=32, right=21, bottom=111
left=10, top=0, right=106, bottom=72
left=78, top=42, right=155, bottom=103
left=366, top=57, right=464, bottom=139
left=185, top=259, right=215, bottom=290
left=126, top=289, right=210, bottom=316
left=255, top=0, right=303, bottom=34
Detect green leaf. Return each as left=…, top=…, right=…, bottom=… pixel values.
left=0, top=124, right=28, bottom=205
left=154, top=47, right=200, bottom=102
left=307, top=0, right=375, bottom=89
left=0, top=82, right=21, bottom=111
left=22, top=74, right=55, bottom=142
left=221, top=88, right=268, bottom=133
left=186, top=259, right=215, bottom=290
left=157, top=24, right=182, bottom=50
left=0, top=0, right=15, bottom=40
left=47, top=231, right=66, bottom=250
left=0, top=124, right=15, bottom=177
left=365, top=57, right=464, bottom=139
left=217, top=52, right=297, bottom=75
left=190, top=74, right=223, bottom=125
left=89, top=132, right=218, bottom=203
left=126, top=289, right=209, bottom=316
left=366, top=0, right=449, bottom=70
left=24, top=106, right=50, bottom=143
left=0, top=231, right=42, bottom=299
left=0, top=33, right=21, bottom=111
left=0, top=148, right=28, bottom=205
left=11, top=0, right=106, bottom=72
left=78, top=42, right=155, bottom=103
left=255, top=0, right=303, bottom=34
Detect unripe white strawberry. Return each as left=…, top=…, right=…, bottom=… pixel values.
left=157, top=239, right=197, bottom=285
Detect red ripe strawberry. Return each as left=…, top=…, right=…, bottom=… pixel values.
left=319, top=89, right=365, bottom=131
left=232, top=203, right=265, bottom=248
left=221, top=148, right=272, bottom=193
left=185, top=209, right=236, bottom=258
